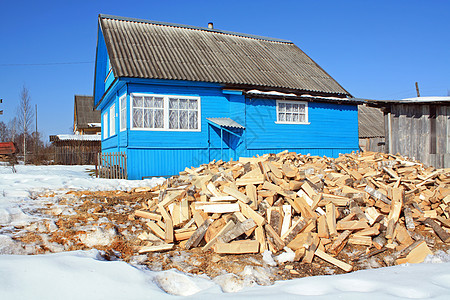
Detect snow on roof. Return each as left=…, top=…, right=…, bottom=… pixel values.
left=246, top=90, right=298, bottom=97
left=400, top=96, right=450, bottom=103
left=52, top=134, right=101, bottom=141
left=245, top=90, right=363, bottom=103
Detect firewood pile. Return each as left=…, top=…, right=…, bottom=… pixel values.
left=132, top=151, right=450, bottom=272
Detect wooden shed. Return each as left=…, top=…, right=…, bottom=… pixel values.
left=369, top=97, right=450, bottom=168
left=358, top=104, right=385, bottom=153
left=49, top=134, right=101, bottom=165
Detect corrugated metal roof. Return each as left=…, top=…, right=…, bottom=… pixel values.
left=75, top=95, right=101, bottom=129
left=358, top=105, right=385, bottom=138
left=99, top=15, right=351, bottom=97
left=206, top=118, right=245, bottom=129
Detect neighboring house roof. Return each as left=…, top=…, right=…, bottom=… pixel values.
left=99, top=14, right=351, bottom=97
left=358, top=105, right=385, bottom=138
left=74, top=95, right=101, bottom=130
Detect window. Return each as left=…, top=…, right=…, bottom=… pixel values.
left=276, top=100, right=308, bottom=124
left=168, top=98, right=199, bottom=130
left=109, top=104, right=116, bottom=136
left=120, top=95, right=126, bottom=131
left=131, top=94, right=200, bottom=131
left=103, top=112, right=108, bottom=139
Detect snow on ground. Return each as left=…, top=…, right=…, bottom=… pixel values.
left=1, top=164, right=450, bottom=299
left=0, top=164, right=165, bottom=228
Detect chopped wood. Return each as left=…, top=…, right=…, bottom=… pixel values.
left=365, top=186, right=391, bottom=205
left=422, top=218, right=450, bottom=243
left=387, top=188, right=403, bottom=222
left=138, top=243, right=175, bottom=254
left=282, top=218, right=309, bottom=244
left=265, top=224, right=285, bottom=251
left=255, top=225, right=267, bottom=253
left=158, top=205, right=174, bottom=243
left=326, top=203, right=337, bottom=236
left=281, top=205, right=292, bottom=237
left=315, top=249, right=353, bottom=272
left=209, top=195, right=237, bottom=202
left=328, top=230, right=351, bottom=255
left=303, top=233, right=319, bottom=263
left=222, top=185, right=251, bottom=203
left=214, top=240, right=260, bottom=254
left=353, top=224, right=380, bottom=237
left=317, top=215, right=329, bottom=238
left=246, top=184, right=258, bottom=209
left=336, top=220, right=369, bottom=231
left=185, top=218, right=213, bottom=250
left=219, top=219, right=256, bottom=243
left=203, top=220, right=235, bottom=251
left=195, top=202, right=240, bottom=214
left=135, top=210, right=162, bottom=222
left=239, top=202, right=265, bottom=226
left=396, top=241, right=433, bottom=264
left=146, top=221, right=166, bottom=240
left=268, top=207, right=283, bottom=235
left=174, top=230, right=195, bottom=241
left=235, top=175, right=265, bottom=186
left=365, top=207, right=383, bottom=226
left=105, top=150, right=449, bottom=274
left=348, top=235, right=372, bottom=246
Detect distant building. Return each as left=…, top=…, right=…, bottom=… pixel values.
left=74, top=95, right=101, bottom=135
left=93, top=14, right=361, bottom=179
left=49, top=95, right=101, bottom=165
left=358, top=105, right=385, bottom=153
left=368, top=97, right=450, bottom=168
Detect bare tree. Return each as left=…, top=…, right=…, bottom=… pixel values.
left=0, top=121, right=8, bottom=142
left=8, top=117, right=18, bottom=142
left=17, top=86, right=34, bottom=163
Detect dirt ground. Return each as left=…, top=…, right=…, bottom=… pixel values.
left=5, top=188, right=447, bottom=284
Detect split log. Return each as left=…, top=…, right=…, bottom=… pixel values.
left=315, top=249, right=353, bottom=272
left=214, top=240, right=260, bottom=254
left=185, top=218, right=213, bottom=249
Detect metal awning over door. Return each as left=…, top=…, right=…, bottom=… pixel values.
left=206, top=118, right=245, bottom=161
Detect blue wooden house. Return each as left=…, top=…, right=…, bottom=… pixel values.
left=94, top=15, right=361, bottom=179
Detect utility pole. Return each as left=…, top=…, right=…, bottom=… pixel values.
left=0, top=99, right=3, bottom=115
left=415, top=82, right=421, bottom=97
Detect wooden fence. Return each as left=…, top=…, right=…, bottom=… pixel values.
left=97, top=152, right=127, bottom=179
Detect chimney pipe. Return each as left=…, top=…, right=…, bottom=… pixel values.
left=208, top=22, right=213, bottom=29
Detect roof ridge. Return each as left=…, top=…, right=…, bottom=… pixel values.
left=99, top=14, right=293, bottom=44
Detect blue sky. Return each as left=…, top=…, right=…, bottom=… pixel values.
left=0, top=0, right=449, bottom=140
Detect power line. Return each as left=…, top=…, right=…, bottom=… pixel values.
left=0, top=61, right=94, bottom=66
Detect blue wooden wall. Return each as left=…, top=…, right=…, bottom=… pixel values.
left=97, top=77, right=358, bottom=179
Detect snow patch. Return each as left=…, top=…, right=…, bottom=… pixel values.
left=78, top=227, right=117, bottom=247
left=275, top=247, right=295, bottom=264
left=262, top=250, right=277, bottom=266
left=214, top=273, right=246, bottom=293
left=154, top=270, right=201, bottom=296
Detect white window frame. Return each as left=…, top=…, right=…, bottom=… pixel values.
left=109, top=104, right=116, bottom=136
left=130, top=93, right=201, bottom=132
left=119, top=94, right=127, bottom=132
left=275, top=99, right=309, bottom=124
left=103, top=111, right=108, bottom=139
